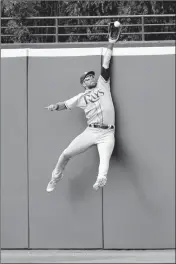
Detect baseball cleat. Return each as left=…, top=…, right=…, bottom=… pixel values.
left=46, top=170, right=63, bottom=192
left=93, top=176, right=107, bottom=191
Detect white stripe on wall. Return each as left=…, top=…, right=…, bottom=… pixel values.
left=1, top=46, right=175, bottom=57
left=1, top=49, right=28, bottom=58
left=104, top=46, right=175, bottom=56
left=28, top=48, right=102, bottom=57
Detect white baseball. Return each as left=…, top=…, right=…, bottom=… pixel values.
left=114, top=21, right=120, bottom=27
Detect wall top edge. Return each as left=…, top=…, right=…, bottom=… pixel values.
left=1, top=40, right=175, bottom=49
left=1, top=46, right=175, bottom=58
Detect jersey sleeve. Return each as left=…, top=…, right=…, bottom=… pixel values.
left=101, top=66, right=110, bottom=82
left=64, top=93, right=85, bottom=110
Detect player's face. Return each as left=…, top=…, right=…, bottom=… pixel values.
left=83, top=74, right=97, bottom=89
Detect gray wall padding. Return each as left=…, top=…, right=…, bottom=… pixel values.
left=28, top=55, right=103, bottom=248
left=1, top=48, right=175, bottom=249
left=1, top=57, right=28, bottom=248
left=103, top=54, right=175, bottom=249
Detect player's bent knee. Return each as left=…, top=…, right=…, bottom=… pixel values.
left=62, top=149, right=72, bottom=160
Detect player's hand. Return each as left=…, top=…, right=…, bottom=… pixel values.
left=44, top=104, right=58, bottom=111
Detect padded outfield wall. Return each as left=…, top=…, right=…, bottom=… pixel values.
left=1, top=45, right=175, bottom=249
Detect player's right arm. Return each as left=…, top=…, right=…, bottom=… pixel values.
left=45, top=93, right=85, bottom=112
left=44, top=102, right=67, bottom=111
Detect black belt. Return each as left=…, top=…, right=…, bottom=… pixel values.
left=89, top=124, right=115, bottom=129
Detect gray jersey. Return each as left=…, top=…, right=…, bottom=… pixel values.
left=65, top=75, right=115, bottom=125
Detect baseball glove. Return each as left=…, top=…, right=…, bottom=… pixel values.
left=108, top=21, right=122, bottom=43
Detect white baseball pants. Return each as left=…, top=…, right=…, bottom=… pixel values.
left=54, top=127, right=115, bottom=179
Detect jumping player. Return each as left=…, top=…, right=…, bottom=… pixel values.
left=45, top=21, right=121, bottom=192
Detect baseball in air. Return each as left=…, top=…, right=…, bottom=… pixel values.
left=114, top=21, right=120, bottom=27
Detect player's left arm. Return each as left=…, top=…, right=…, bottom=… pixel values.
left=101, top=21, right=121, bottom=82
left=101, top=42, right=114, bottom=82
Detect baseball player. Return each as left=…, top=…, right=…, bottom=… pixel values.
left=45, top=21, right=121, bottom=192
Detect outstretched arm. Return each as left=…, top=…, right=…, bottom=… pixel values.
left=102, top=42, right=114, bottom=69
left=45, top=101, right=67, bottom=111
left=101, top=22, right=121, bottom=81
left=45, top=93, right=84, bottom=112
left=101, top=42, right=115, bottom=82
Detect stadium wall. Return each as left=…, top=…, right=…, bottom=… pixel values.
left=1, top=45, right=175, bottom=249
